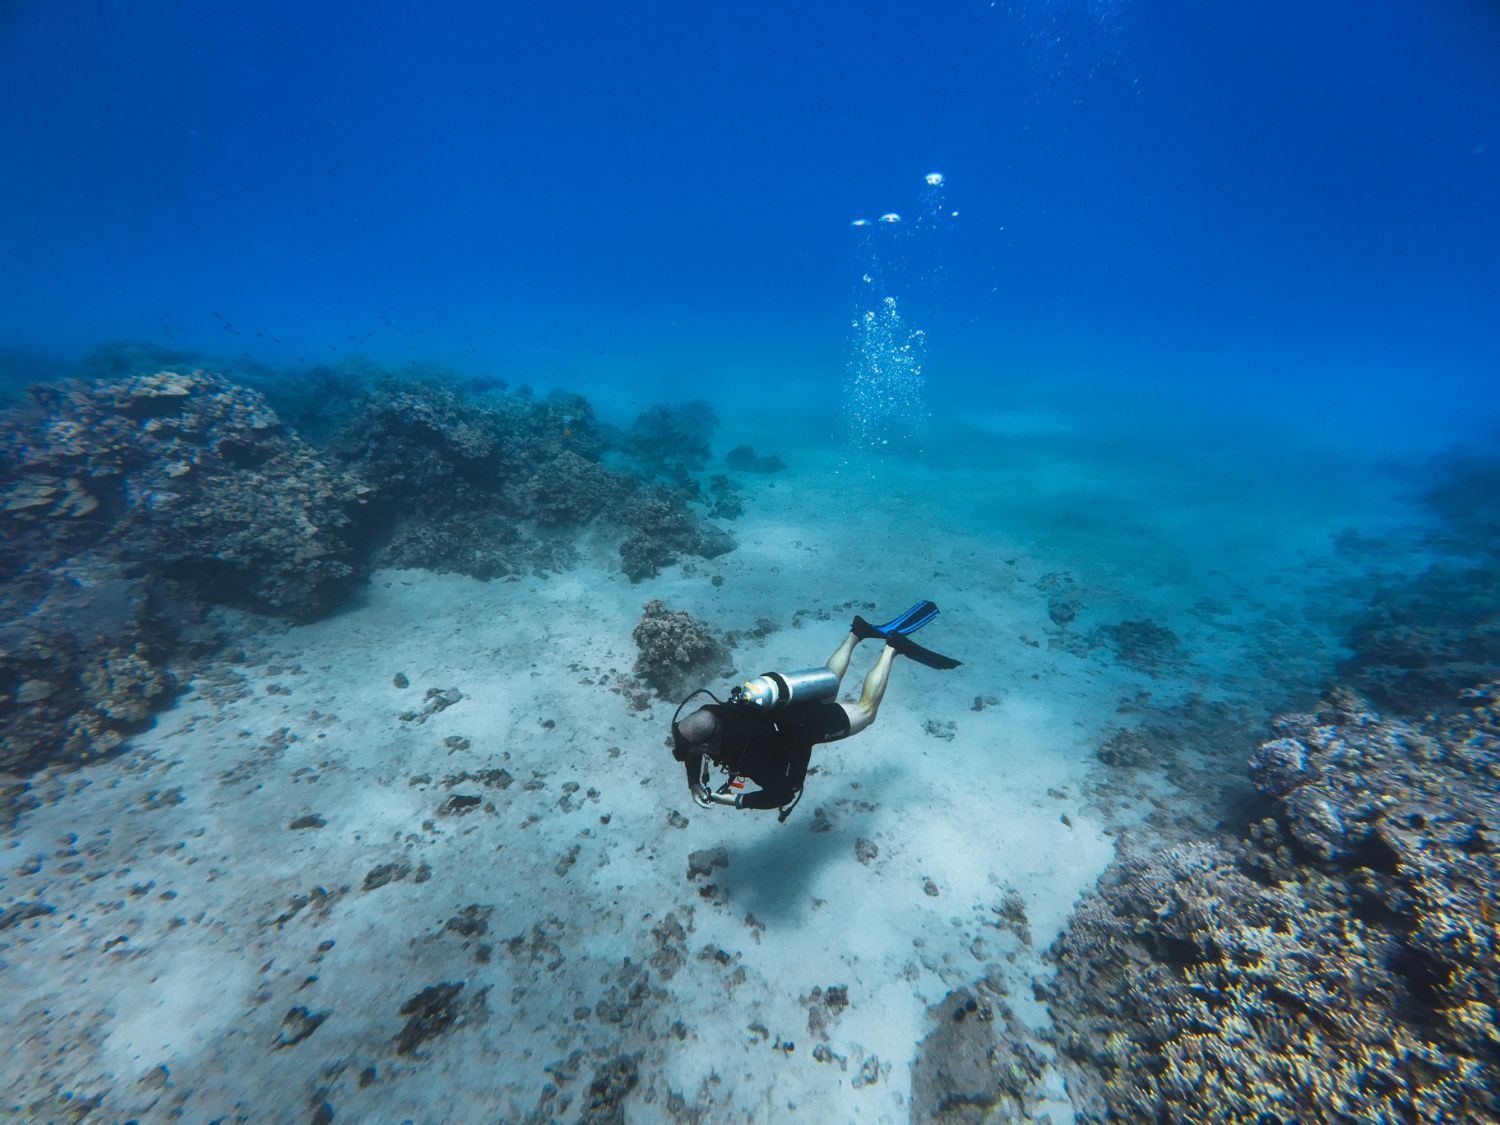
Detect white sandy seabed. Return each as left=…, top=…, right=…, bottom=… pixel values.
left=2, top=406, right=1417, bottom=1122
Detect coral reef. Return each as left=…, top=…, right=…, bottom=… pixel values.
left=1337, top=440, right=1500, bottom=716
left=620, top=400, right=718, bottom=480
left=1339, top=563, right=1500, bottom=716
left=2, top=370, right=366, bottom=617
left=705, top=474, right=744, bottom=520
left=631, top=600, right=731, bottom=701
left=0, top=371, right=365, bottom=771
left=617, top=489, right=734, bottom=583
left=1245, top=735, right=1315, bottom=797
left=333, top=380, right=730, bottom=582
left=1047, top=686, right=1500, bottom=1123
left=723, top=444, right=786, bottom=474
left=0, top=364, right=741, bottom=772
left=1096, top=618, right=1183, bottom=674
left=909, top=977, right=1046, bottom=1122
left=332, top=378, right=601, bottom=504
left=0, top=570, right=176, bottom=772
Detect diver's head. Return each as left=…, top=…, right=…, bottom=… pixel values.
left=671, top=707, right=721, bottom=760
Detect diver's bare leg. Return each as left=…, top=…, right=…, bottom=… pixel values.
left=825, top=632, right=859, bottom=683
left=841, top=643, right=897, bottom=736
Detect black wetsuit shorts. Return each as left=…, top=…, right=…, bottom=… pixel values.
left=777, top=700, right=852, bottom=746
left=716, top=701, right=850, bottom=810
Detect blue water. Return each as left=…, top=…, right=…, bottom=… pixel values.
left=4, top=4, right=1500, bottom=1121
left=2, top=0, right=1497, bottom=443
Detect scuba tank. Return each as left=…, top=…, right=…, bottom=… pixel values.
left=728, top=667, right=839, bottom=709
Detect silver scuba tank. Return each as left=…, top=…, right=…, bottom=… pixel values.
left=729, top=667, right=839, bottom=709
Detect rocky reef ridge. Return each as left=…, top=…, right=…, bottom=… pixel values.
left=1, top=371, right=365, bottom=773
left=1043, top=685, right=1498, bottom=1122
left=0, top=367, right=740, bottom=774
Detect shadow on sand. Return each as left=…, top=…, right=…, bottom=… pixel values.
left=714, top=762, right=907, bottom=923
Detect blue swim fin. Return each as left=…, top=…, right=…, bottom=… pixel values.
left=885, top=629, right=962, bottom=670
left=852, top=600, right=940, bottom=641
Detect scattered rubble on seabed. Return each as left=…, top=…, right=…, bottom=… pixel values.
left=0, top=563, right=1106, bottom=1122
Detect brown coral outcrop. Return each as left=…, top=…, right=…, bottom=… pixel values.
left=631, top=600, right=731, bottom=701
left=2, top=370, right=365, bottom=616
left=0, top=371, right=366, bottom=771
left=1046, top=688, right=1500, bottom=1123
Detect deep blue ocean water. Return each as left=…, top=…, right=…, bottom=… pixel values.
left=3, top=4, right=1500, bottom=1121
left=2, top=0, right=1496, bottom=444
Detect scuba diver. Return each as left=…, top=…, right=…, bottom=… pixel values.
left=670, top=600, right=960, bottom=822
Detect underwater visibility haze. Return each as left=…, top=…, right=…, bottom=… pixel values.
left=1, top=1, right=1499, bottom=1121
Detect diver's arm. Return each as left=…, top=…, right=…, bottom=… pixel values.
left=724, top=744, right=807, bottom=811
left=734, top=786, right=795, bottom=810
left=683, top=751, right=715, bottom=809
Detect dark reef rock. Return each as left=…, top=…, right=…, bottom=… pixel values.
left=706, top=473, right=745, bottom=520
left=273, top=1005, right=328, bottom=1049
left=1096, top=618, right=1182, bottom=674
left=686, top=846, right=729, bottom=880
left=632, top=600, right=731, bottom=701
left=579, top=1053, right=641, bottom=1123
left=333, top=378, right=603, bottom=494
left=239, top=356, right=381, bottom=442
left=622, top=400, right=718, bottom=478
left=618, top=490, right=734, bottom=582
left=361, top=861, right=412, bottom=891
left=1038, top=572, right=1083, bottom=629
left=1246, top=735, right=1316, bottom=797
left=724, top=443, right=786, bottom=474
left=331, top=378, right=606, bottom=578
left=1339, top=563, right=1500, bottom=716
left=394, top=982, right=466, bottom=1055
left=910, top=979, right=1045, bottom=1123
left=1, top=363, right=738, bottom=771
left=444, top=904, right=492, bottom=938
left=0, top=568, right=176, bottom=772
left=379, top=498, right=580, bottom=581
left=1047, top=686, right=1500, bottom=1124
left=1095, top=727, right=1149, bottom=769
left=0, top=371, right=364, bottom=772
left=1251, top=685, right=1497, bottom=876
left=1337, top=440, right=1500, bottom=716
left=77, top=340, right=380, bottom=442
left=333, top=380, right=731, bottom=582
left=2, top=371, right=366, bottom=617
left=1419, top=441, right=1500, bottom=559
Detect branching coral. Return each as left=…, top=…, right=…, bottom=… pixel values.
left=1048, top=688, right=1499, bottom=1123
